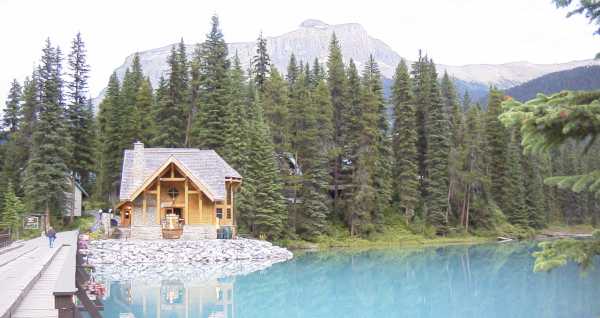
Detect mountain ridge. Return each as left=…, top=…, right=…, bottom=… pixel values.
left=94, top=19, right=600, bottom=106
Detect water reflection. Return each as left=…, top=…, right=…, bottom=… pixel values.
left=102, top=278, right=235, bottom=318
left=100, top=242, right=600, bottom=318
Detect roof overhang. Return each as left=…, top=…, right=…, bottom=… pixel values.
left=119, top=155, right=218, bottom=207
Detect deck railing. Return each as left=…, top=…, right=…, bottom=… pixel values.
left=0, top=229, right=11, bottom=249
left=54, top=232, right=103, bottom=318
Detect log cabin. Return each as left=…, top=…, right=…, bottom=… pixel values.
left=117, top=142, right=242, bottom=239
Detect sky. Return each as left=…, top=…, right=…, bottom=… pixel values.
left=0, top=0, right=598, bottom=105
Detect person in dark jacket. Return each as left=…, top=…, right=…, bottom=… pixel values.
left=46, top=227, right=57, bottom=248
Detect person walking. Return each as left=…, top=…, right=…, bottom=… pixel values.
left=46, top=227, right=57, bottom=248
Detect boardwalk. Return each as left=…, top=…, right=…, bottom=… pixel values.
left=0, top=231, right=78, bottom=318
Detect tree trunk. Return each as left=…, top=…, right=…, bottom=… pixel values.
left=465, top=188, right=471, bottom=233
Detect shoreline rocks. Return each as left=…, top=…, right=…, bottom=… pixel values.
left=88, top=238, right=293, bottom=282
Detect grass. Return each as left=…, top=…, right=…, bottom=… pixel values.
left=278, top=212, right=495, bottom=250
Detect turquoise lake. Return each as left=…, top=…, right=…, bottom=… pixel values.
left=99, top=242, right=600, bottom=318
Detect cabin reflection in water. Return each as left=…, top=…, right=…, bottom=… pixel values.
left=102, top=278, right=235, bottom=318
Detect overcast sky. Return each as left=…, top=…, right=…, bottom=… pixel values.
left=0, top=0, right=598, bottom=105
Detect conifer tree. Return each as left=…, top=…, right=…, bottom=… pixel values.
left=286, top=54, right=299, bottom=87
left=459, top=106, right=489, bottom=230
left=523, top=154, right=546, bottom=228
left=1, top=182, right=24, bottom=239
left=295, top=79, right=333, bottom=238
left=5, top=75, right=39, bottom=194
left=4, top=79, right=22, bottom=132
left=346, top=83, right=379, bottom=235
left=119, top=69, right=141, bottom=145
left=261, top=66, right=289, bottom=152
left=25, top=39, right=70, bottom=225
left=391, top=60, right=420, bottom=220
left=66, top=32, right=95, bottom=189
left=361, top=56, right=391, bottom=227
left=504, top=130, right=529, bottom=226
left=153, top=45, right=187, bottom=147
left=411, top=52, right=431, bottom=197
left=326, top=33, right=349, bottom=216
left=312, top=58, right=325, bottom=84
left=424, top=60, right=450, bottom=233
left=192, top=15, right=231, bottom=153
left=135, top=78, right=156, bottom=145
left=221, top=54, right=249, bottom=172
left=441, top=72, right=462, bottom=147
left=345, top=59, right=362, bottom=160
left=485, top=88, right=509, bottom=211
left=252, top=32, right=270, bottom=91
left=94, top=72, right=122, bottom=202
left=240, top=92, right=286, bottom=238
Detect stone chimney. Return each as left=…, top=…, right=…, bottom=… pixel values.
left=132, top=141, right=144, bottom=187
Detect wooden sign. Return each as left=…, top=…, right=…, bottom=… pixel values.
left=23, top=216, right=39, bottom=229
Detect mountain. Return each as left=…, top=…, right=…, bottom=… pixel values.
left=94, top=19, right=600, bottom=106
left=505, top=65, right=600, bottom=102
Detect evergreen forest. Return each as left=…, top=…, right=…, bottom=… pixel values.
left=1, top=15, right=598, bottom=243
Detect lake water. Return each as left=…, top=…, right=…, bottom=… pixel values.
left=98, top=242, right=600, bottom=318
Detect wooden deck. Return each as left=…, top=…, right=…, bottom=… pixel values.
left=0, top=231, right=78, bottom=318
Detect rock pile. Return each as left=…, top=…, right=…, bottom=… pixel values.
left=87, top=239, right=293, bottom=282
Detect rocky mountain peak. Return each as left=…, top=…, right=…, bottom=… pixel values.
left=299, top=19, right=329, bottom=29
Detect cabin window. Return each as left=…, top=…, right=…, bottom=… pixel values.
left=226, top=208, right=231, bottom=219
left=168, top=186, right=179, bottom=200
left=216, top=208, right=223, bottom=219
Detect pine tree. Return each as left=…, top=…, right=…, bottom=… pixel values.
left=441, top=72, right=462, bottom=148
left=411, top=52, right=431, bottom=198
left=504, top=130, right=529, bottom=226
left=1, top=182, right=24, bottom=239
left=326, top=33, right=349, bottom=217
left=391, top=60, right=420, bottom=220
left=135, top=78, right=156, bottom=145
left=3, top=75, right=40, bottom=196
left=221, top=54, right=250, bottom=172
left=361, top=55, right=391, bottom=227
left=485, top=88, right=509, bottom=211
left=192, top=15, right=231, bottom=153
left=523, top=153, right=546, bottom=228
left=312, top=58, right=325, bottom=84
left=346, top=83, right=379, bottom=236
left=252, top=32, right=270, bottom=91
left=240, top=92, right=286, bottom=238
left=153, top=45, right=187, bottom=147
left=459, top=105, right=489, bottom=230
left=286, top=54, right=299, bottom=87
left=424, top=59, right=450, bottom=233
left=94, top=72, right=122, bottom=203
left=66, top=32, right=95, bottom=189
left=120, top=67, right=141, bottom=145
left=25, top=39, right=70, bottom=225
left=4, top=79, right=22, bottom=132
left=294, top=79, right=333, bottom=238
left=261, top=66, right=289, bottom=152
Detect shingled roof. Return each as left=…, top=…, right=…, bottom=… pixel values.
left=119, top=144, right=241, bottom=202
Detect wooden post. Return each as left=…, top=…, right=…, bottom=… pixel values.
left=184, top=178, right=189, bottom=224
left=156, top=180, right=161, bottom=224
left=142, top=191, right=147, bottom=225
left=199, top=193, right=203, bottom=223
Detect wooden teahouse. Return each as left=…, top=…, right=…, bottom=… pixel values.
left=117, top=142, right=242, bottom=239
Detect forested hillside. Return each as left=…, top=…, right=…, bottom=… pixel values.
left=1, top=15, right=598, bottom=241
left=505, top=65, right=600, bottom=102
